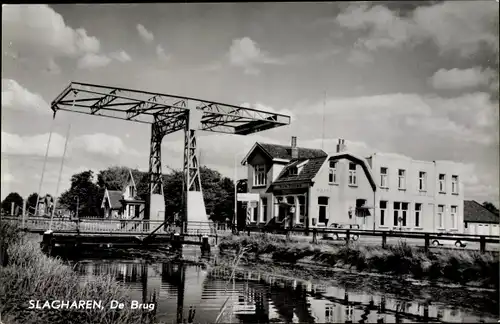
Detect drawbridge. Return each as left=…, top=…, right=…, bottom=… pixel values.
left=50, top=82, right=291, bottom=233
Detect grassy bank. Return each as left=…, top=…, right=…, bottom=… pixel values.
left=218, top=234, right=499, bottom=289
left=0, top=222, right=156, bottom=324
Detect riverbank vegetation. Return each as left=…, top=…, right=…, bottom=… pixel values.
left=218, top=234, right=499, bottom=289
left=0, top=222, right=156, bottom=324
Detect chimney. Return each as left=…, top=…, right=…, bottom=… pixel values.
left=291, top=136, right=298, bottom=159
left=336, top=138, right=346, bottom=153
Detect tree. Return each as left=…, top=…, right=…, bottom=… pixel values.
left=483, top=201, right=499, bottom=216
left=1, top=192, right=23, bottom=215
left=26, top=192, right=39, bottom=215
left=59, top=170, right=101, bottom=217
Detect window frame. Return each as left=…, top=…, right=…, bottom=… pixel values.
left=380, top=200, right=387, bottom=226
left=418, top=171, right=426, bottom=191
left=380, top=167, right=388, bottom=188
left=348, top=163, right=357, bottom=186
left=328, top=160, right=338, bottom=184
left=261, top=197, right=268, bottom=223
left=438, top=174, right=446, bottom=193
left=451, top=175, right=459, bottom=194
left=398, top=169, right=406, bottom=190
left=437, top=205, right=444, bottom=229
left=297, top=195, right=306, bottom=224
left=253, top=164, right=267, bottom=187
left=415, top=203, right=422, bottom=228
left=318, top=196, right=329, bottom=225
left=450, top=205, right=457, bottom=229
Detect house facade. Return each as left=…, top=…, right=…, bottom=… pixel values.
left=463, top=200, right=499, bottom=236
left=242, top=137, right=466, bottom=233
left=101, top=169, right=146, bottom=219
left=366, top=153, right=465, bottom=233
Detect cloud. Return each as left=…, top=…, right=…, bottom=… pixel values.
left=228, top=37, right=285, bottom=75
left=1, top=79, right=50, bottom=114
left=347, top=48, right=374, bottom=66
left=156, top=44, right=171, bottom=62
left=109, top=50, right=132, bottom=63
left=1, top=132, right=68, bottom=158
left=71, top=133, right=139, bottom=157
left=77, top=53, right=112, bottom=69
left=300, top=91, right=498, bottom=146
left=335, top=2, right=499, bottom=57
left=2, top=5, right=101, bottom=58
left=136, top=24, right=154, bottom=43
left=1, top=131, right=139, bottom=159
left=429, top=67, right=495, bottom=90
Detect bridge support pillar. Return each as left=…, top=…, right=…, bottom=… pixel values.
left=172, top=233, right=182, bottom=251
left=148, top=121, right=167, bottom=222
left=183, top=112, right=210, bottom=234
left=200, top=235, right=210, bottom=254
left=41, top=230, right=54, bottom=256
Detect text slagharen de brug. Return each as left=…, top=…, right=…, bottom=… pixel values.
left=28, top=300, right=155, bottom=311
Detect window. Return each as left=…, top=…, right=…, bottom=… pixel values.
left=261, top=197, right=268, bottom=223
left=298, top=196, right=306, bottom=223
left=328, top=160, right=337, bottom=184
left=393, top=202, right=408, bottom=227
left=398, top=169, right=406, bottom=190
left=380, top=201, right=387, bottom=226
left=439, top=174, right=446, bottom=193
left=393, top=202, right=400, bottom=226
left=289, top=167, right=298, bottom=176
left=437, top=205, right=444, bottom=228
left=253, top=165, right=267, bottom=187
left=325, top=304, right=335, bottom=323
left=380, top=167, right=388, bottom=188
left=318, top=197, right=329, bottom=224
left=415, top=203, right=422, bottom=227
left=450, top=205, right=457, bottom=229
left=348, top=163, right=357, bottom=186
left=250, top=205, right=257, bottom=223
left=418, top=172, right=427, bottom=191
left=451, top=175, right=459, bottom=194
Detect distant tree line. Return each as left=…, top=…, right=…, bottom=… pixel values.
left=1, top=166, right=244, bottom=223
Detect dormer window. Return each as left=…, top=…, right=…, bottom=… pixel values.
left=289, top=167, right=298, bottom=176
left=253, top=164, right=267, bottom=187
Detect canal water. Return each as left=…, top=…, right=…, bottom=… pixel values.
left=73, top=251, right=499, bottom=323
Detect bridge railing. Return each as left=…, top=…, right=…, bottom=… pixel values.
left=1, top=216, right=233, bottom=236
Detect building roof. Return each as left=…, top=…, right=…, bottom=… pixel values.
left=313, top=151, right=377, bottom=192
left=106, top=190, right=123, bottom=209
left=258, top=143, right=327, bottom=160
left=464, top=200, right=500, bottom=224
left=241, top=142, right=327, bottom=165
left=272, top=156, right=328, bottom=185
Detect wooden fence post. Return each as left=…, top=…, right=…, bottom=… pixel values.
left=22, top=199, right=27, bottom=228
left=345, top=229, right=351, bottom=245
left=382, top=232, right=387, bottom=248
left=10, top=202, right=15, bottom=216
left=424, top=233, right=430, bottom=253
left=312, top=228, right=317, bottom=244
left=480, top=236, right=486, bottom=254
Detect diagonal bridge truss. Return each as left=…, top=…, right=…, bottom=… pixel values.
left=51, top=82, right=291, bottom=231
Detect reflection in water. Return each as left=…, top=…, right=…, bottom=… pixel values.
left=76, top=261, right=497, bottom=323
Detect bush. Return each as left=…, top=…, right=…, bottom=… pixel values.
left=218, top=234, right=499, bottom=288
left=0, top=226, right=155, bottom=324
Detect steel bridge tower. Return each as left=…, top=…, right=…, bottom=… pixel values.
left=51, top=82, right=290, bottom=233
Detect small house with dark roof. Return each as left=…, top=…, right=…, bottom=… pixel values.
left=240, top=137, right=377, bottom=230
left=464, top=200, right=499, bottom=236
left=101, top=169, right=146, bottom=219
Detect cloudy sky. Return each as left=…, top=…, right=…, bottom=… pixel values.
left=1, top=2, right=499, bottom=205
